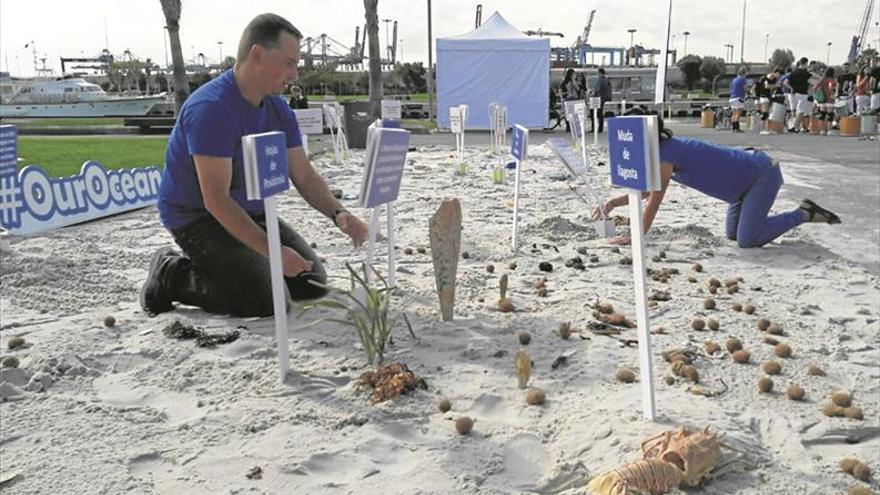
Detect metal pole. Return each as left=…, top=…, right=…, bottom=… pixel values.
left=826, top=42, right=832, bottom=65
left=764, top=33, right=769, bottom=62
left=427, top=0, right=434, bottom=121
left=740, top=0, right=747, bottom=63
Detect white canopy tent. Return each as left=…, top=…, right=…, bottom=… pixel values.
left=436, top=12, right=550, bottom=130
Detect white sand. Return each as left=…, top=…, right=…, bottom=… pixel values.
left=1, top=141, right=878, bottom=495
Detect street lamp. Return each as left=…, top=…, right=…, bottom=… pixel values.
left=724, top=43, right=734, bottom=63
left=217, top=41, right=223, bottom=64
left=764, top=33, right=769, bottom=62
left=740, top=0, right=747, bottom=63
left=627, top=28, right=637, bottom=48
left=683, top=31, right=691, bottom=56
left=382, top=18, right=393, bottom=52
left=826, top=41, right=832, bottom=65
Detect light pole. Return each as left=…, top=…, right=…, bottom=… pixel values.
left=683, top=31, right=690, bottom=56
left=627, top=28, right=637, bottom=48
left=382, top=18, right=392, bottom=60
left=764, top=33, right=769, bottom=62
left=724, top=43, right=734, bottom=63
left=217, top=41, right=223, bottom=65
left=740, top=0, right=747, bottom=63
left=163, top=27, right=169, bottom=70
left=826, top=41, right=832, bottom=65
left=427, top=0, right=433, bottom=121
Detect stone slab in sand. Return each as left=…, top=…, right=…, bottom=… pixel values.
left=1, top=142, right=878, bottom=494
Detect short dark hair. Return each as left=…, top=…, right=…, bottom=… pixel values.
left=237, top=13, right=303, bottom=62
left=798, top=57, right=808, bottom=66
left=598, top=68, right=606, bottom=75
left=824, top=67, right=835, bottom=78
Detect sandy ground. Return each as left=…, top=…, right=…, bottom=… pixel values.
left=1, top=140, right=878, bottom=495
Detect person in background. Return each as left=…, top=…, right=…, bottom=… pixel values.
left=870, top=59, right=880, bottom=112
left=813, top=67, right=837, bottom=135
left=836, top=62, right=856, bottom=117
left=593, top=109, right=841, bottom=249
left=728, top=67, right=749, bottom=133
left=756, top=67, right=780, bottom=135
left=288, top=84, right=308, bottom=109
left=560, top=68, right=579, bottom=131
left=784, top=57, right=813, bottom=133
left=855, top=65, right=871, bottom=114
left=590, top=67, right=613, bottom=133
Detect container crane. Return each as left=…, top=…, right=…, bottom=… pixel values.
left=848, top=0, right=875, bottom=62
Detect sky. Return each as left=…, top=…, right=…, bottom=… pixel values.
left=1, top=0, right=878, bottom=76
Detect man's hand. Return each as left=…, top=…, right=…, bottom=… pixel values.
left=592, top=200, right=615, bottom=220
left=608, top=234, right=631, bottom=245
left=281, top=246, right=313, bottom=277
left=336, top=212, right=368, bottom=247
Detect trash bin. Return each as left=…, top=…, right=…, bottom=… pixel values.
left=341, top=101, right=375, bottom=149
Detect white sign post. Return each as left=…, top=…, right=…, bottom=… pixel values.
left=323, top=103, right=349, bottom=164
left=607, top=115, right=662, bottom=421
left=293, top=108, right=324, bottom=156
left=449, top=105, right=468, bottom=175
left=509, top=124, right=529, bottom=252
left=575, top=102, right=588, bottom=165
left=590, top=96, right=602, bottom=146
left=242, top=131, right=292, bottom=383
left=358, top=123, right=411, bottom=289
left=489, top=103, right=508, bottom=184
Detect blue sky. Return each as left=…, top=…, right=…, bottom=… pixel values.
left=1, top=0, right=876, bottom=76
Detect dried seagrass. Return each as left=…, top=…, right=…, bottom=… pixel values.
left=587, top=458, right=682, bottom=495
left=641, top=427, right=722, bottom=487
left=515, top=350, right=531, bottom=389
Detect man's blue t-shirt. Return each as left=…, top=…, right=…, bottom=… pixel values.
left=659, top=137, right=772, bottom=203
left=158, top=69, right=303, bottom=229
left=730, top=76, right=748, bottom=99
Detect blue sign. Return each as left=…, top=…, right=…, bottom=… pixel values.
left=242, top=131, right=289, bottom=200
left=546, top=137, right=586, bottom=176
left=362, top=128, right=410, bottom=208
left=0, top=125, right=20, bottom=230
left=607, top=116, right=660, bottom=192
left=510, top=125, right=529, bottom=161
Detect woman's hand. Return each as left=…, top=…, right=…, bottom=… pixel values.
left=592, top=200, right=615, bottom=220
left=608, top=234, right=631, bottom=245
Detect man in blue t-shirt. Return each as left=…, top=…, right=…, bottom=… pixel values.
left=593, top=110, right=840, bottom=248
left=728, top=67, right=749, bottom=133
left=141, top=13, right=368, bottom=317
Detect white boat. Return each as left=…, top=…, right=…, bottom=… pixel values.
left=0, top=73, right=166, bottom=118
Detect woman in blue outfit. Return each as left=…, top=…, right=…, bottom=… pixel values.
left=594, top=112, right=841, bottom=248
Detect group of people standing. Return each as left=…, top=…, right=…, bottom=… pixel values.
left=558, top=67, right=613, bottom=133
left=728, top=57, right=880, bottom=135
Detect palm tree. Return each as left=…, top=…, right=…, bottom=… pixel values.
left=364, top=0, right=382, bottom=117
left=159, top=0, right=190, bottom=113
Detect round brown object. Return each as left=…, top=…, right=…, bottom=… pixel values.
left=664, top=376, right=675, bottom=385
left=7, top=336, right=25, bottom=350
left=597, top=302, right=614, bottom=314
left=703, top=298, right=716, bottom=310
left=708, top=286, right=718, bottom=295
left=724, top=278, right=739, bottom=287
left=840, top=458, right=860, bottom=474
left=518, top=332, right=531, bottom=345
left=707, top=319, right=720, bottom=331
left=486, top=264, right=495, bottom=273
left=404, top=247, right=414, bottom=255
left=732, top=303, right=743, bottom=312
left=758, top=377, right=774, bottom=393
left=508, top=261, right=517, bottom=270
left=852, top=462, right=871, bottom=481
left=823, top=403, right=846, bottom=417
left=732, top=349, right=750, bottom=364
left=1, top=356, right=20, bottom=368
left=725, top=338, right=743, bottom=353
left=536, top=287, right=548, bottom=297
left=615, top=368, right=636, bottom=383
left=688, top=276, right=697, bottom=283
left=845, top=406, right=864, bottom=420
left=693, top=263, right=703, bottom=272
left=766, top=324, right=783, bottom=335
left=533, top=278, right=546, bottom=289
left=773, top=343, right=793, bottom=358
left=461, top=251, right=470, bottom=259
left=526, top=388, right=546, bottom=405
left=808, top=365, right=826, bottom=376
left=704, top=341, right=721, bottom=355
left=417, top=247, right=427, bottom=254
left=497, top=298, right=515, bottom=313
left=763, top=337, right=780, bottom=346
left=707, top=277, right=721, bottom=288
left=103, top=315, right=116, bottom=328
left=681, top=365, right=699, bottom=383
left=608, top=313, right=627, bottom=326
left=786, top=385, right=806, bottom=401
left=762, top=361, right=782, bottom=375
left=757, top=319, right=771, bottom=331
left=438, top=397, right=452, bottom=413
left=847, top=485, right=876, bottom=495
left=455, top=416, right=474, bottom=435
left=726, top=285, right=739, bottom=295
left=692, top=318, right=706, bottom=331
left=743, top=304, right=756, bottom=315
left=671, top=361, right=686, bottom=376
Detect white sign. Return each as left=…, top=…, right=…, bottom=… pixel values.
left=323, top=103, right=349, bottom=164
left=489, top=103, right=508, bottom=183
left=293, top=108, right=324, bottom=135
left=449, top=105, right=468, bottom=175
left=449, top=106, right=462, bottom=134
left=510, top=124, right=529, bottom=252
left=381, top=100, right=402, bottom=120
left=589, top=97, right=602, bottom=110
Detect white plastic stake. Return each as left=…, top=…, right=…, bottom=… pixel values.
left=386, top=203, right=397, bottom=288
left=593, top=108, right=599, bottom=146
left=363, top=207, right=381, bottom=285
left=511, top=158, right=522, bottom=252
left=264, top=195, right=290, bottom=382
left=628, top=190, right=656, bottom=421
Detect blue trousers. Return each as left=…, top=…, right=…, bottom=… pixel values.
left=725, top=164, right=806, bottom=248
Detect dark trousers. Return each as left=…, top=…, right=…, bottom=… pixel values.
left=167, top=215, right=327, bottom=317
left=724, top=162, right=805, bottom=248
left=589, top=106, right=606, bottom=133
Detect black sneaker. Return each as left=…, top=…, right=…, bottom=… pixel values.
left=140, top=247, right=178, bottom=315
left=800, top=199, right=841, bottom=224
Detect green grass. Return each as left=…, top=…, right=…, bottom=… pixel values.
left=401, top=118, right=437, bottom=130
left=4, top=117, right=125, bottom=127
left=306, top=93, right=430, bottom=103
left=17, top=136, right=167, bottom=177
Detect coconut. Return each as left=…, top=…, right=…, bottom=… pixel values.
left=808, top=364, right=826, bottom=376
left=1, top=356, right=20, bottom=368
left=767, top=324, right=783, bottom=335
left=732, top=303, right=743, bottom=312
left=757, top=319, right=771, bottom=331
left=823, top=403, right=846, bottom=417
left=743, top=304, right=756, bottom=315
left=103, top=315, right=116, bottom=328
left=455, top=416, right=474, bottom=435
left=518, top=332, right=531, bottom=345
left=774, top=343, right=793, bottom=358
left=732, top=349, right=750, bottom=364
left=707, top=319, right=720, bottom=331
left=786, top=385, right=806, bottom=401
left=7, top=336, right=25, bottom=350
left=693, top=263, right=703, bottom=272
left=726, top=285, right=739, bottom=295
left=726, top=338, right=743, bottom=353
left=758, top=377, right=774, bottom=393
left=486, top=264, right=495, bottom=273
left=762, top=361, right=782, bottom=375
left=691, top=318, right=706, bottom=331
left=681, top=365, right=699, bottom=383
left=840, top=458, right=860, bottom=474
left=852, top=462, right=871, bottom=481
left=704, top=298, right=716, bottom=310
left=845, top=407, right=864, bottom=420
left=526, top=388, right=546, bottom=405
left=497, top=298, right=515, bottom=313
left=704, top=341, right=721, bottom=355
left=438, top=397, right=452, bottom=413
left=707, top=277, right=721, bottom=288
left=615, top=368, right=636, bottom=383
